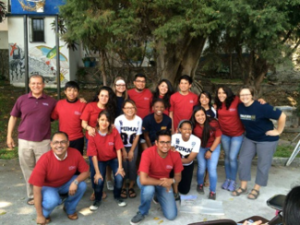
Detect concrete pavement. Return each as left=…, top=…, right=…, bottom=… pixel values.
left=0, top=159, right=299, bottom=225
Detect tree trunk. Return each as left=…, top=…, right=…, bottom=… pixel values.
left=100, top=50, right=107, bottom=86
left=156, top=36, right=206, bottom=86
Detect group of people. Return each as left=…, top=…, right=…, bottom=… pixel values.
left=7, top=73, right=287, bottom=225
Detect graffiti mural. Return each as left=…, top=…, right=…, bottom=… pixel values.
left=8, top=43, right=69, bottom=85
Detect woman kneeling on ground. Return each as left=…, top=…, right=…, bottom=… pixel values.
left=171, top=120, right=201, bottom=194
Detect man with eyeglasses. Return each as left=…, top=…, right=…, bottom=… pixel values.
left=130, top=130, right=183, bottom=225
left=128, top=73, right=153, bottom=150
left=29, top=131, right=89, bottom=224
left=128, top=73, right=152, bottom=119
left=6, top=74, right=56, bottom=206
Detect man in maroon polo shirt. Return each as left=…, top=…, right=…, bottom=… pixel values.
left=7, top=74, right=56, bottom=205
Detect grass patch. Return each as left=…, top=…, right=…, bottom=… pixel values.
left=0, top=148, right=18, bottom=160
left=274, top=145, right=300, bottom=158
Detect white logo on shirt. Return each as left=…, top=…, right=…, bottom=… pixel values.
left=190, top=100, right=194, bottom=103
left=42, top=103, right=49, bottom=106
left=69, top=166, right=76, bottom=170
left=229, top=108, right=236, bottom=112
left=108, top=142, right=114, bottom=146
left=166, top=165, right=173, bottom=169
left=144, top=97, right=149, bottom=100
left=74, top=111, right=81, bottom=115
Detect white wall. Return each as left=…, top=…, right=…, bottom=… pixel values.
left=0, top=31, right=8, bottom=49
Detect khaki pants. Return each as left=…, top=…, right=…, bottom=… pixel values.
left=18, top=139, right=50, bottom=198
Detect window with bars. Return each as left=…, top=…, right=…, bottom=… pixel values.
left=31, top=18, right=45, bottom=42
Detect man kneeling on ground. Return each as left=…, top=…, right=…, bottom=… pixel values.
left=130, top=130, right=183, bottom=225
left=29, top=131, right=89, bottom=224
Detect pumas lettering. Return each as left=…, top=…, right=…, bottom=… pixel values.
left=121, top=127, right=138, bottom=132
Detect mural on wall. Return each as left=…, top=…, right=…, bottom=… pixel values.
left=11, top=0, right=65, bottom=15
left=9, top=43, right=69, bottom=85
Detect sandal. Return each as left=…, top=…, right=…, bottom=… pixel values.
left=27, top=198, right=34, bottom=205
left=120, top=188, right=128, bottom=199
left=128, top=188, right=137, bottom=198
left=247, top=189, right=260, bottom=200
left=232, top=187, right=247, bottom=197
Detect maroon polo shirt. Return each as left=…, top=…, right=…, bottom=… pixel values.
left=10, top=92, right=57, bottom=142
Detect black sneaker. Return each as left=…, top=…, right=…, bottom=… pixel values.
left=130, top=212, right=145, bottom=225
left=152, top=196, right=158, bottom=204
left=197, top=184, right=204, bottom=194
left=89, top=201, right=101, bottom=211
left=208, top=191, right=216, bottom=200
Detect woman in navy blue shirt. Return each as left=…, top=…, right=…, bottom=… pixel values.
left=232, top=86, right=286, bottom=200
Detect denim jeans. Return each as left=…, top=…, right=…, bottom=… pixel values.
left=41, top=175, right=87, bottom=218
left=137, top=176, right=177, bottom=220
left=90, top=157, right=123, bottom=202
left=221, top=134, right=243, bottom=181
left=197, top=145, right=221, bottom=192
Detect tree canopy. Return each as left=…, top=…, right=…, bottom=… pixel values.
left=60, top=0, right=300, bottom=91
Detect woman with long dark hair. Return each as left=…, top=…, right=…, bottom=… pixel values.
left=192, top=107, right=222, bottom=200
left=87, top=110, right=126, bottom=210
left=214, top=86, right=244, bottom=192
left=80, top=86, right=116, bottom=200
left=152, top=79, right=174, bottom=115
left=194, top=90, right=216, bottom=118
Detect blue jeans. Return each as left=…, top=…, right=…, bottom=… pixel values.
left=197, top=145, right=221, bottom=192
left=137, top=176, right=177, bottom=220
left=41, top=175, right=87, bottom=218
left=221, top=134, right=243, bottom=181
left=90, top=157, right=123, bottom=201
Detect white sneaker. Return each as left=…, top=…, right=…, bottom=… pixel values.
left=107, top=180, right=114, bottom=190
left=116, top=199, right=127, bottom=207
left=90, top=201, right=101, bottom=211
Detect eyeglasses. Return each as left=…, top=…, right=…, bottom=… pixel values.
left=115, top=84, right=126, bottom=87
left=240, top=94, right=252, bottom=97
left=135, top=80, right=146, bottom=83
left=158, top=141, right=171, bottom=145
left=52, top=140, right=68, bottom=145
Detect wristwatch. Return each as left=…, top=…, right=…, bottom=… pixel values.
left=73, top=180, right=79, bottom=185
left=208, top=149, right=213, bottom=153
left=172, top=178, right=176, bottom=184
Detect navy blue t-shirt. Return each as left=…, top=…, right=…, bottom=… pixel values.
left=142, top=113, right=172, bottom=143
left=237, top=100, right=282, bottom=142
left=116, top=96, right=125, bottom=117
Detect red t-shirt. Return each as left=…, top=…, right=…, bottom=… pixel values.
left=87, top=128, right=124, bottom=161
left=217, top=96, right=244, bottom=136
left=170, top=92, right=198, bottom=130
left=80, top=102, right=104, bottom=139
left=193, top=119, right=222, bottom=148
left=51, top=99, right=86, bottom=141
left=29, top=148, right=89, bottom=187
left=138, top=145, right=183, bottom=179
left=128, top=88, right=153, bottom=119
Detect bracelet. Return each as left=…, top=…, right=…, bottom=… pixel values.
left=208, top=149, right=213, bottom=153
